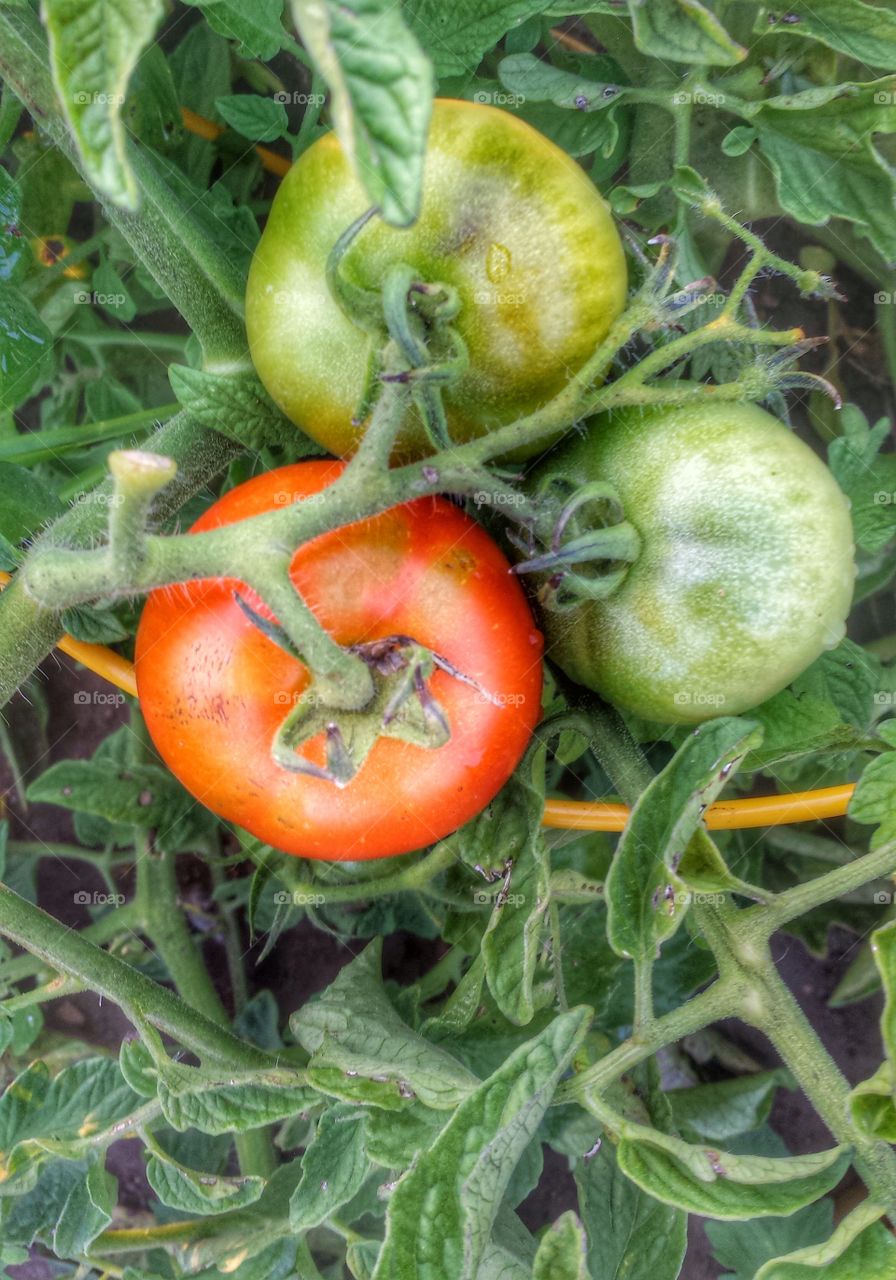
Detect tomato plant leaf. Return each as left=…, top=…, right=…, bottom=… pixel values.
left=533, top=1210, right=587, bottom=1279
left=478, top=744, right=553, bottom=1026
left=746, top=80, right=896, bottom=261
left=51, top=1156, right=116, bottom=1258
left=575, top=1139, right=687, bottom=1280
left=616, top=1124, right=850, bottom=1218
left=0, top=284, right=53, bottom=412
left=757, top=0, right=896, bottom=69
left=755, top=1200, right=896, bottom=1279
left=289, top=1103, right=371, bottom=1229
left=626, top=0, right=745, bottom=65
left=42, top=0, right=165, bottom=210
left=371, top=1006, right=590, bottom=1280
left=145, top=1140, right=265, bottom=1216
left=405, top=0, right=544, bottom=75
left=216, top=93, right=289, bottom=143
left=290, top=941, right=479, bottom=1109
left=0, top=462, right=64, bottom=569
left=606, top=718, right=762, bottom=962
left=183, top=0, right=288, bottom=61
left=168, top=365, right=311, bottom=453
left=26, top=759, right=208, bottom=854
left=291, top=0, right=434, bottom=226
left=666, top=1070, right=792, bottom=1143
left=849, top=746, right=896, bottom=847
left=829, top=406, right=896, bottom=555
left=706, top=1199, right=834, bottom=1280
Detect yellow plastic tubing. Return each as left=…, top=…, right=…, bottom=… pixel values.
left=2, top=572, right=854, bottom=831
left=5, top=107, right=855, bottom=834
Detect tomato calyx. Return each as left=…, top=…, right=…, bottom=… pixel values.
left=326, top=211, right=470, bottom=449
left=271, top=634, right=493, bottom=787
left=512, top=477, right=642, bottom=611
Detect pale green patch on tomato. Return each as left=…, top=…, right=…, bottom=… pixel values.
left=246, top=98, right=627, bottom=460
left=531, top=403, right=856, bottom=725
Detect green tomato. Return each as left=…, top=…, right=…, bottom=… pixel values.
left=246, top=98, right=627, bottom=460
left=531, top=403, right=856, bottom=725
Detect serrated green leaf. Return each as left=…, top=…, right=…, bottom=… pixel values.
left=749, top=80, right=896, bottom=261
left=849, top=753, right=896, bottom=847
left=291, top=0, right=434, bottom=226
left=289, top=1103, right=371, bottom=1229
left=758, top=0, right=896, bottom=70
left=0, top=463, right=64, bottom=567
left=146, top=1142, right=265, bottom=1216
left=43, top=0, right=165, bottom=209
left=828, top=407, right=896, bottom=554
left=791, top=641, right=878, bottom=732
left=216, top=93, right=289, bottom=142
left=168, top=364, right=308, bottom=452
left=756, top=1200, right=896, bottom=1279
left=706, top=1199, right=834, bottom=1280
left=497, top=52, right=629, bottom=110
left=606, top=718, right=761, bottom=962
left=576, top=1139, right=686, bottom=1280
left=372, top=1007, right=590, bottom=1280
left=26, top=759, right=204, bottom=853
left=0, top=285, right=53, bottom=411
left=364, top=1103, right=443, bottom=1167
left=616, top=1125, right=849, bottom=1219
left=627, top=0, right=745, bottom=65
left=405, top=0, right=544, bottom=75
left=52, top=1156, right=116, bottom=1258
left=533, top=1211, right=587, bottom=1279
left=290, top=941, right=479, bottom=1110
left=667, top=1070, right=791, bottom=1143
left=184, top=0, right=287, bottom=60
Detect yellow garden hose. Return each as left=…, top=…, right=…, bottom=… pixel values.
left=0, top=567, right=855, bottom=832
left=3, top=109, right=857, bottom=835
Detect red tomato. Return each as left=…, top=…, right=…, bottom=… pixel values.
left=135, top=462, right=543, bottom=859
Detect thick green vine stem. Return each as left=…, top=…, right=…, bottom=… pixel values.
left=558, top=699, right=896, bottom=1217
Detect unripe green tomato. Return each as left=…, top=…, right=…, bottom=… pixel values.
left=530, top=403, right=856, bottom=725
left=246, top=98, right=627, bottom=460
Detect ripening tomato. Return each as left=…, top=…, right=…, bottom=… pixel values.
left=530, top=402, right=856, bottom=725
left=245, top=98, right=627, bottom=460
left=135, top=463, right=543, bottom=859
